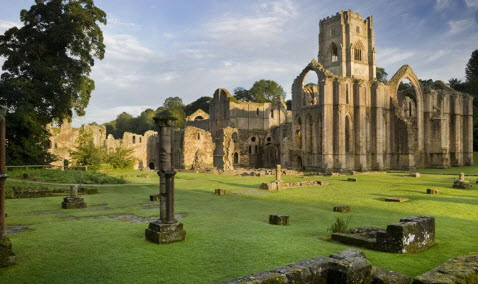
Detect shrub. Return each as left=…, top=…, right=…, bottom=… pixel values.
left=328, top=216, right=351, bottom=233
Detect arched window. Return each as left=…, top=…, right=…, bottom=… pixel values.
left=356, top=26, right=360, bottom=33
left=132, top=136, right=136, bottom=144
left=256, top=108, right=260, bottom=116
left=271, top=109, right=274, bottom=118
left=331, top=43, right=338, bottom=62
left=139, top=137, right=142, bottom=143
left=296, top=117, right=302, bottom=150
left=232, top=132, right=238, bottom=142
left=345, top=116, right=352, bottom=153
left=197, top=132, right=201, bottom=140
left=255, top=145, right=258, bottom=153
left=251, top=136, right=256, bottom=142
left=409, top=102, right=412, bottom=117
left=234, top=152, right=239, bottom=164
left=354, top=41, right=364, bottom=62
left=346, top=84, right=350, bottom=104
left=194, top=116, right=203, bottom=121
left=249, top=145, right=252, bottom=154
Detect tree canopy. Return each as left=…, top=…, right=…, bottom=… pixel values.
left=233, top=80, right=286, bottom=103
left=0, top=0, right=106, bottom=165
left=376, top=67, right=388, bottom=83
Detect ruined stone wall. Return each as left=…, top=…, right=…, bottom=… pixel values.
left=48, top=121, right=158, bottom=170
left=181, top=127, right=214, bottom=170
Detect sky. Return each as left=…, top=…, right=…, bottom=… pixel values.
left=1, top=0, right=477, bottom=126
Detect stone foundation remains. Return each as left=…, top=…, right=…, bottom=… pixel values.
left=414, top=251, right=478, bottom=283
left=269, top=214, right=289, bottom=226
left=260, top=180, right=328, bottom=190
left=61, top=185, right=87, bottom=209
left=332, top=216, right=435, bottom=253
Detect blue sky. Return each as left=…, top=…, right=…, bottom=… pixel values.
left=1, top=0, right=477, bottom=126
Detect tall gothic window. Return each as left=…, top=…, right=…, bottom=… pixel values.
left=331, top=42, right=338, bottom=62
left=354, top=41, right=364, bottom=62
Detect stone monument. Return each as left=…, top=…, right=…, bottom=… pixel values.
left=145, top=110, right=186, bottom=244
left=453, top=172, right=471, bottom=189
left=61, top=185, right=87, bottom=209
left=0, top=106, right=15, bottom=267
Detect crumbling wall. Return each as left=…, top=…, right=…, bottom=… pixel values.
left=332, top=216, right=435, bottom=253
left=182, top=126, right=214, bottom=170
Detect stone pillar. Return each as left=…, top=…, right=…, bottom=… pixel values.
left=463, top=96, right=474, bottom=166
left=321, top=78, right=334, bottom=170
left=145, top=110, right=186, bottom=244
left=0, top=106, right=15, bottom=267
left=275, top=164, right=281, bottom=182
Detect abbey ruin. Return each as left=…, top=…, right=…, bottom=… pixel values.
left=48, top=10, right=473, bottom=171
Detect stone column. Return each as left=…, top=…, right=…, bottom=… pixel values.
left=0, top=105, right=15, bottom=267
left=145, top=110, right=186, bottom=244
left=275, top=164, right=281, bottom=182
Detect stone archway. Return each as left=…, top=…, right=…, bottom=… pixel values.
left=388, top=65, right=424, bottom=156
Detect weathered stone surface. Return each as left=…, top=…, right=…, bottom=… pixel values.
left=215, top=189, right=227, bottom=195
left=385, top=197, right=409, bottom=203
left=260, top=180, right=327, bottom=191
left=426, top=188, right=439, bottom=195
left=372, top=267, right=411, bottom=284
left=332, top=216, right=435, bottom=253
left=0, top=235, right=15, bottom=267
left=61, top=196, right=87, bottom=209
left=149, top=194, right=160, bottom=201
left=453, top=179, right=472, bottom=189
left=269, top=214, right=289, bottom=226
left=347, top=178, right=357, bottom=182
left=222, top=249, right=373, bottom=284
left=145, top=220, right=186, bottom=244
left=413, top=251, right=478, bottom=283
left=334, top=205, right=351, bottom=213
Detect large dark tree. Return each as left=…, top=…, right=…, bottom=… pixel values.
left=0, top=0, right=106, bottom=165
left=250, top=79, right=286, bottom=103
left=184, top=96, right=212, bottom=115
left=233, top=87, right=254, bottom=102
left=466, top=50, right=478, bottom=81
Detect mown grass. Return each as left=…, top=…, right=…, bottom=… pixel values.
left=8, top=169, right=125, bottom=184
left=1, top=168, right=478, bottom=283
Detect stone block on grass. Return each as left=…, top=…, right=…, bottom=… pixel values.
left=215, top=188, right=227, bottom=195
left=269, top=214, right=289, bottom=226
left=385, top=197, right=409, bottom=203
left=149, top=194, right=160, bottom=201
left=333, top=205, right=351, bottom=213
left=426, top=188, right=439, bottom=195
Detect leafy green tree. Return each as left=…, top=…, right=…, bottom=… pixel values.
left=69, top=127, right=104, bottom=170
left=376, top=67, right=388, bottom=83
left=184, top=96, right=212, bottom=115
left=162, top=97, right=186, bottom=128
left=250, top=80, right=286, bottom=103
left=105, top=145, right=135, bottom=169
left=0, top=0, right=106, bottom=165
left=114, top=112, right=134, bottom=137
left=233, top=87, right=254, bottom=102
left=163, top=97, right=184, bottom=110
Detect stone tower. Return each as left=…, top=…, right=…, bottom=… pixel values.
left=318, top=10, right=376, bottom=81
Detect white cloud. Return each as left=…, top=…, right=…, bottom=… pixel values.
left=464, top=0, right=478, bottom=7
left=377, top=48, right=415, bottom=66
left=446, top=19, right=474, bottom=35
left=435, top=0, right=452, bottom=10
left=103, top=33, right=154, bottom=62
left=107, top=16, right=142, bottom=31
left=0, top=20, right=20, bottom=33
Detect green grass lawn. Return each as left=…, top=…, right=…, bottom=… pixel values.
left=1, top=169, right=478, bottom=283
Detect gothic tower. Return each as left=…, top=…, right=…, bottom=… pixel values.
left=318, top=10, right=376, bottom=81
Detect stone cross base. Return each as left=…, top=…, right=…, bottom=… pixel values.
left=145, top=220, right=186, bottom=244
left=0, top=235, right=15, bottom=267
left=61, top=196, right=87, bottom=209
left=269, top=214, right=289, bottom=225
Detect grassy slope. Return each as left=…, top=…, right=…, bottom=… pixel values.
left=1, top=171, right=478, bottom=283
